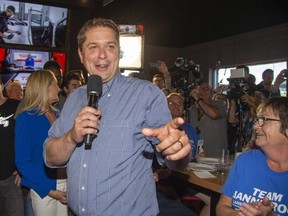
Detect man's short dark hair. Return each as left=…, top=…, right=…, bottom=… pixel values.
left=262, top=69, right=274, bottom=78
left=153, top=73, right=164, bottom=79
left=7, top=5, right=15, bottom=14
left=236, top=65, right=249, bottom=74
left=62, top=74, right=80, bottom=89
left=43, top=60, right=62, bottom=70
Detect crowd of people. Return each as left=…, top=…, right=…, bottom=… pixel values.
left=0, top=16, right=287, bottom=216
left=0, top=57, right=86, bottom=216
left=152, top=60, right=288, bottom=215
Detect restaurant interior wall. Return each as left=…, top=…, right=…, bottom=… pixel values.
left=180, top=23, right=288, bottom=83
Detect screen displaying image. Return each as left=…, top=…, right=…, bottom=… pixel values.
left=0, top=48, right=50, bottom=88
left=119, top=34, right=144, bottom=69
left=0, top=0, right=68, bottom=48
left=8, top=49, right=50, bottom=70
left=10, top=72, right=31, bottom=88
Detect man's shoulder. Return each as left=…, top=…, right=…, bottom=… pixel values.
left=122, top=75, right=152, bottom=85
left=119, top=75, right=160, bottom=92
left=256, top=82, right=265, bottom=88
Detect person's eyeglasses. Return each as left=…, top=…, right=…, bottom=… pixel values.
left=253, top=116, right=280, bottom=127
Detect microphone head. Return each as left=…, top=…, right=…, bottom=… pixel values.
left=87, top=75, right=102, bottom=95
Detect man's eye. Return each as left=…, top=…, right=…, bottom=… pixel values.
left=108, top=45, right=115, bottom=49
left=89, top=45, right=97, bottom=50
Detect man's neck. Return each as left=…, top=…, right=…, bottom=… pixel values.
left=262, top=81, right=272, bottom=87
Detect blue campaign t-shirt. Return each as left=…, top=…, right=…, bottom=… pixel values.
left=181, top=122, right=198, bottom=158
left=222, top=149, right=288, bottom=215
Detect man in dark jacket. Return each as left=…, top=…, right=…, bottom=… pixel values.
left=0, top=5, right=21, bottom=43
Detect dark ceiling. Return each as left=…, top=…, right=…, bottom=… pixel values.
left=54, top=0, right=288, bottom=48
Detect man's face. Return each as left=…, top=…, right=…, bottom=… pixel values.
left=64, top=79, right=81, bottom=96
left=152, top=77, right=165, bottom=89
left=5, top=9, right=14, bottom=18
left=7, top=84, right=23, bottom=100
left=78, top=26, right=120, bottom=83
left=263, top=73, right=273, bottom=84
left=167, top=95, right=184, bottom=118
left=199, top=83, right=212, bottom=101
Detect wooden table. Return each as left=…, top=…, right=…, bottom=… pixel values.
left=172, top=168, right=228, bottom=216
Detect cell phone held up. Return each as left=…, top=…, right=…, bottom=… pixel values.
left=283, top=69, right=288, bottom=78
left=149, top=62, right=160, bottom=68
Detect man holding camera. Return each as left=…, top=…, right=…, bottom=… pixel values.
left=190, top=81, right=228, bottom=157
left=0, top=5, right=21, bottom=43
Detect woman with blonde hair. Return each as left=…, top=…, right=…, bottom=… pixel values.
left=15, top=70, right=68, bottom=216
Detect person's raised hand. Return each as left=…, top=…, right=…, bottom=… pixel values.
left=142, top=117, right=191, bottom=161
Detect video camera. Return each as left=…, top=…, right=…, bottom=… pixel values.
left=170, top=57, right=202, bottom=112
left=171, top=57, right=201, bottom=91
left=226, top=68, right=256, bottom=111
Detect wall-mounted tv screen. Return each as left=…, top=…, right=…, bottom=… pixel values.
left=119, top=34, right=144, bottom=69
left=5, top=48, right=50, bottom=70
left=0, top=0, right=68, bottom=48
left=0, top=48, right=50, bottom=87
left=0, top=48, right=67, bottom=89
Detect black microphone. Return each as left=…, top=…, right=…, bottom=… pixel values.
left=84, top=75, right=102, bottom=150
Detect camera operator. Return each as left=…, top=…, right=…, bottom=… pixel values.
left=152, top=73, right=166, bottom=89
left=151, top=61, right=172, bottom=90
left=227, top=88, right=269, bottom=153
left=236, top=65, right=256, bottom=85
left=190, top=81, right=228, bottom=157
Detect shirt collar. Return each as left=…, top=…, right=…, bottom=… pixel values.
left=102, top=72, right=122, bottom=97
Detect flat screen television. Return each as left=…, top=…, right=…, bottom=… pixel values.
left=7, top=48, right=50, bottom=69
left=0, top=0, right=68, bottom=48
left=0, top=48, right=50, bottom=87
left=119, top=34, right=144, bottom=69
left=0, top=47, right=66, bottom=88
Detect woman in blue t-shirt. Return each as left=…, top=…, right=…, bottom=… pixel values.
left=216, top=97, right=288, bottom=216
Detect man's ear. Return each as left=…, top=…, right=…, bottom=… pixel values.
left=64, top=86, right=68, bottom=94
left=78, top=48, right=83, bottom=64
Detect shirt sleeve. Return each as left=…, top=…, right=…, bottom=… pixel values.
left=143, top=83, right=172, bottom=165
left=144, top=83, right=172, bottom=145
left=15, top=113, right=54, bottom=198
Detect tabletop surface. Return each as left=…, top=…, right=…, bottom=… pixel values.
left=173, top=168, right=228, bottom=193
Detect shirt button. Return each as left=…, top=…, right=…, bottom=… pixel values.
left=83, top=163, right=87, bottom=168
left=81, top=186, right=85, bottom=191
left=82, top=208, right=85, bottom=212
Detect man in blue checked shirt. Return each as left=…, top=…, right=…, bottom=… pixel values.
left=44, top=18, right=191, bottom=216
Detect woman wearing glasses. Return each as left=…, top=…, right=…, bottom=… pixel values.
left=216, top=97, right=288, bottom=216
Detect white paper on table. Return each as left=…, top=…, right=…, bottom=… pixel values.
left=193, top=171, right=216, bottom=179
